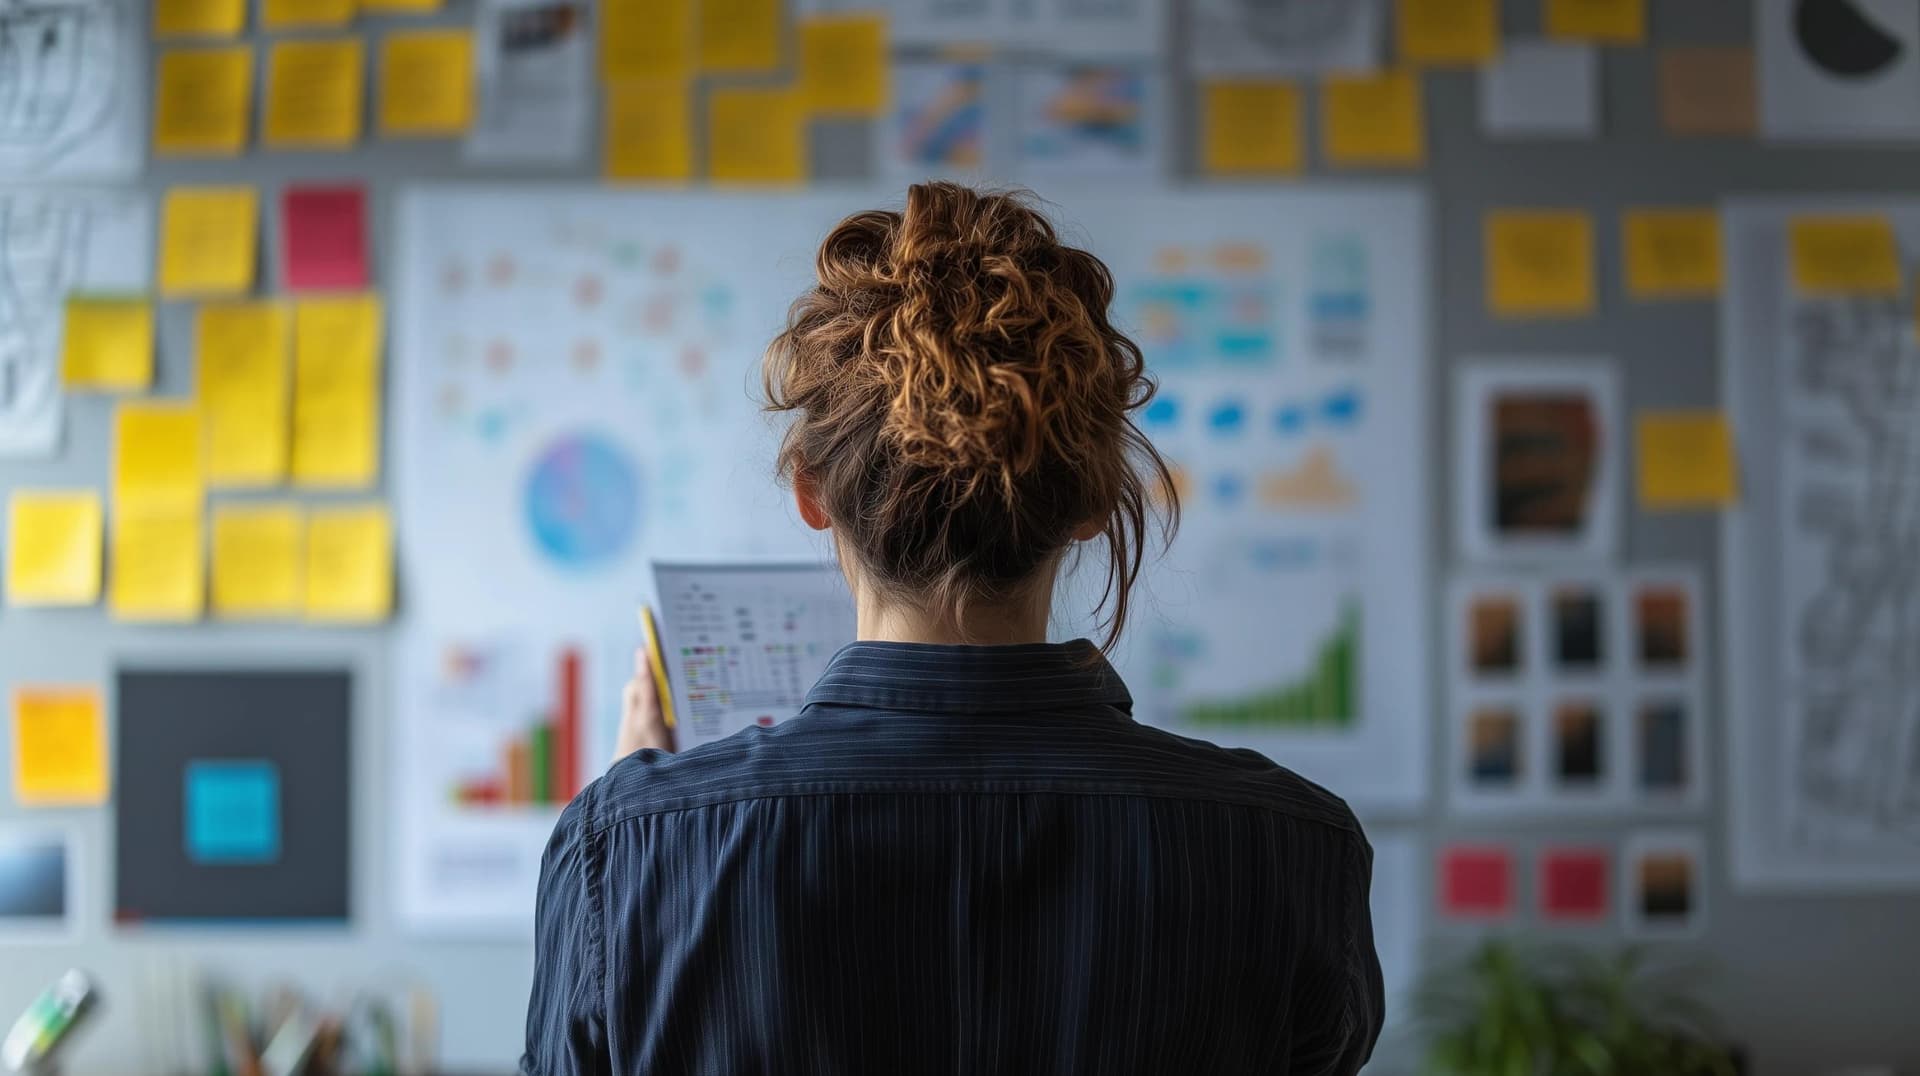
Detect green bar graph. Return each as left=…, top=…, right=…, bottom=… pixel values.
left=529, top=723, right=553, bottom=804
left=1183, top=606, right=1360, bottom=729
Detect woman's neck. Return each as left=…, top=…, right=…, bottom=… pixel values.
left=856, top=592, right=1052, bottom=646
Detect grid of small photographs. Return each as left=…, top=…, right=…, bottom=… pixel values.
left=1448, top=566, right=1707, bottom=815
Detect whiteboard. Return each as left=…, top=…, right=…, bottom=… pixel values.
left=1722, top=198, right=1920, bottom=889
left=392, top=186, right=1432, bottom=934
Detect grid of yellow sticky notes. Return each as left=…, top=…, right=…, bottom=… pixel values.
left=262, top=0, right=356, bottom=30
left=11, top=687, right=109, bottom=806
left=305, top=504, right=392, bottom=622
left=605, top=80, right=694, bottom=182
left=708, top=87, right=807, bottom=184
left=5, top=492, right=103, bottom=607
left=602, top=0, right=692, bottom=80
left=1321, top=70, right=1425, bottom=168
left=1397, top=0, right=1499, bottom=65
left=154, top=46, right=254, bottom=156
left=161, top=186, right=259, bottom=297
left=61, top=298, right=154, bottom=392
left=1623, top=209, right=1723, bottom=299
left=1546, top=0, right=1645, bottom=44
left=292, top=294, right=384, bottom=487
left=1202, top=81, right=1303, bottom=176
left=197, top=302, right=292, bottom=487
left=1485, top=210, right=1596, bottom=318
left=1790, top=215, right=1903, bottom=296
left=380, top=30, right=475, bottom=137
left=265, top=38, right=366, bottom=149
left=110, top=506, right=205, bottom=622
left=700, top=0, right=782, bottom=73
left=154, top=0, right=246, bottom=37
left=113, top=402, right=204, bottom=507
left=1637, top=411, right=1738, bottom=508
left=212, top=503, right=304, bottom=618
left=801, top=15, right=887, bottom=117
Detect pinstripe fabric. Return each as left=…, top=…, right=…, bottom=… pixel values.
left=524, top=641, right=1384, bottom=1076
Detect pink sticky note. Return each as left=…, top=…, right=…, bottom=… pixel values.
left=1440, top=845, right=1514, bottom=919
left=281, top=185, right=368, bottom=291
left=1540, top=847, right=1610, bottom=922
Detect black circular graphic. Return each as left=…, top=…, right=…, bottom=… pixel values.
left=1794, top=0, right=1905, bottom=78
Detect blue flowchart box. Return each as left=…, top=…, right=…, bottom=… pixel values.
left=184, top=760, right=281, bottom=865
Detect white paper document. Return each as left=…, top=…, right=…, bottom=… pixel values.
left=1189, top=0, right=1381, bottom=76
left=1481, top=40, right=1599, bottom=139
left=652, top=561, right=858, bottom=749
left=466, top=0, right=593, bottom=165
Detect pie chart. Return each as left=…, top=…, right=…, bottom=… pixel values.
left=523, top=433, right=641, bottom=570
left=1795, top=0, right=1906, bottom=78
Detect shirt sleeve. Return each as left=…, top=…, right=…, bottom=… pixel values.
left=1291, top=830, right=1386, bottom=1076
left=521, top=795, right=610, bottom=1076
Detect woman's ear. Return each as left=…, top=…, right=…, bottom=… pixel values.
left=794, top=471, right=832, bottom=532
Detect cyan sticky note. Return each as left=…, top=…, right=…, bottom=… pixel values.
left=184, top=760, right=281, bottom=864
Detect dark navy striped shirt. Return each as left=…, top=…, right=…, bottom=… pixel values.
left=524, top=641, right=1383, bottom=1075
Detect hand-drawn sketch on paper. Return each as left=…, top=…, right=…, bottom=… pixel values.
left=1724, top=199, right=1920, bottom=888
left=0, top=0, right=142, bottom=179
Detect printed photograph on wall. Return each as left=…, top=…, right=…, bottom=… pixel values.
left=1455, top=361, right=1621, bottom=563
left=0, top=826, right=77, bottom=941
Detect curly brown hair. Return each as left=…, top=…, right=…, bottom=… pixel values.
left=764, top=183, right=1178, bottom=650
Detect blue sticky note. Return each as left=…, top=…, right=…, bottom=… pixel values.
left=184, top=761, right=281, bottom=865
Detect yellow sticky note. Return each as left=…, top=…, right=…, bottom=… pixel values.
left=11, top=688, right=108, bottom=806
left=305, top=504, right=392, bottom=622
left=264, top=38, right=366, bottom=149
left=110, top=507, right=205, bottom=622
left=699, top=0, right=782, bottom=73
left=61, top=298, right=154, bottom=392
left=263, top=0, right=356, bottom=30
left=212, top=503, right=303, bottom=618
left=5, top=492, right=103, bottom=607
left=602, top=0, right=692, bottom=79
left=1623, top=209, right=1723, bottom=299
left=1485, top=210, right=1596, bottom=318
left=1790, top=215, right=1903, bottom=296
left=1638, top=411, right=1738, bottom=508
left=154, top=47, right=254, bottom=156
left=605, top=80, right=694, bottom=182
left=160, top=186, right=259, bottom=297
left=801, top=15, right=887, bottom=117
left=707, top=87, right=807, bottom=184
left=1321, top=70, right=1425, bottom=168
left=197, top=302, right=291, bottom=487
left=360, top=0, right=440, bottom=10
left=1546, top=0, right=1644, bottom=44
left=380, top=30, right=475, bottom=137
left=154, top=0, right=246, bottom=37
left=292, top=295, right=383, bottom=487
left=1397, top=0, right=1499, bottom=65
left=1203, top=81, right=1304, bottom=176
left=114, top=403, right=204, bottom=508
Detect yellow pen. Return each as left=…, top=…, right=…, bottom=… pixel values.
left=639, top=604, right=678, bottom=729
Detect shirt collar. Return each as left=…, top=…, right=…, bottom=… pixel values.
left=804, top=640, right=1134, bottom=716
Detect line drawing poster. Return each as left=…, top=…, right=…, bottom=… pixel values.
left=393, top=187, right=1431, bottom=934
left=1723, top=197, right=1920, bottom=889
left=1189, top=0, right=1382, bottom=76
left=0, top=0, right=143, bottom=179
left=0, top=191, right=152, bottom=457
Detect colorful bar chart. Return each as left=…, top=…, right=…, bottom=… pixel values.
left=450, top=646, right=582, bottom=808
left=1182, top=607, right=1359, bottom=728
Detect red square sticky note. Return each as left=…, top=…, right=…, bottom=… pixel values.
left=1540, top=848, right=1610, bottom=922
left=281, top=185, right=369, bottom=291
left=1440, top=846, right=1514, bottom=919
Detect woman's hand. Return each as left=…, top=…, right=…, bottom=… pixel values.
left=615, top=647, right=676, bottom=762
